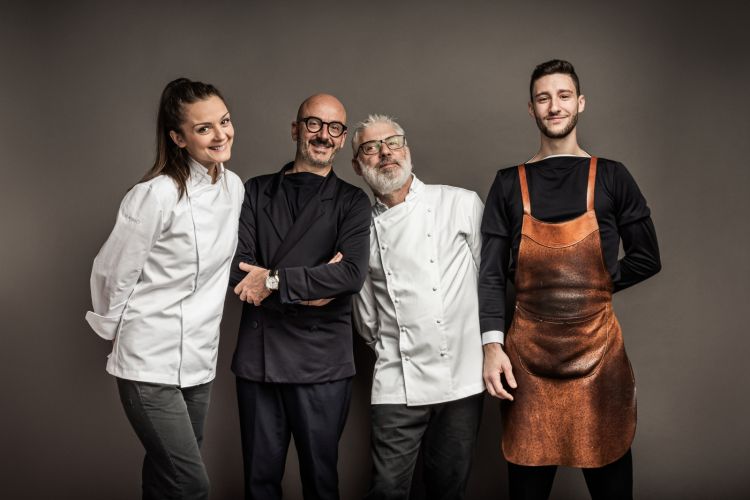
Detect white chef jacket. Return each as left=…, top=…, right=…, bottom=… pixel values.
left=85, top=159, right=244, bottom=387
left=353, top=176, right=485, bottom=406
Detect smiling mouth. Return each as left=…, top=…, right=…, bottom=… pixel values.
left=209, top=144, right=228, bottom=151
left=310, top=141, right=333, bottom=150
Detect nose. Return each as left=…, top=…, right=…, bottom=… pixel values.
left=317, top=123, right=332, bottom=140
left=214, top=125, right=227, bottom=141
left=549, top=97, right=561, bottom=113
left=378, top=141, right=392, bottom=157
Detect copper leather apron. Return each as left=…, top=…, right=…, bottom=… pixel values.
left=501, top=157, right=636, bottom=468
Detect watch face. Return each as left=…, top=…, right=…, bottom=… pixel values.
left=266, top=273, right=279, bottom=290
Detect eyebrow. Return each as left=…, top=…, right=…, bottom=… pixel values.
left=362, top=134, right=402, bottom=142
left=191, top=111, right=230, bottom=127
left=533, top=89, right=574, bottom=98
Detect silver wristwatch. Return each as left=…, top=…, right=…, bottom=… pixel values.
left=265, top=269, right=279, bottom=291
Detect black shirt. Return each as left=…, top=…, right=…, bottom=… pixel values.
left=282, top=171, right=325, bottom=221
left=478, top=156, right=661, bottom=334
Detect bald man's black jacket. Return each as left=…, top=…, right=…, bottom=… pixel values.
left=229, top=162, right=371, bottom=383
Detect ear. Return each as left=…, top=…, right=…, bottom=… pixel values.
left=291, top=120, right=299, bottom=142
left=169, top=130, right=186, bottom=148
left=336, top=129, right=348, bottom=150
left=352, top=157, right=362, bottom=176
left=578, top=94, right=586, bottom=113
left=528, top=101, right=535, bottom=118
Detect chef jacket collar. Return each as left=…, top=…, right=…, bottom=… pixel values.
left=374, top=174, right=422, bottom=215
left=188, top=157, right=225, bottom=187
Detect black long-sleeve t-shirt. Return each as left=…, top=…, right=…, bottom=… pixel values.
left=478, top=156, right=661, bottom=334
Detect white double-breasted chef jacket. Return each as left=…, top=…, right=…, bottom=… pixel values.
left=85, top=159, right=244, bottom=387
left=353, top=176, right=485, bottom=406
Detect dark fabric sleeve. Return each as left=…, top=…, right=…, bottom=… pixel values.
left=610, top=162, right=661, bottom=292
left=611, top=162, right=651, bottom=225
left=613, top=217, right=661, bottom=292
left=479, top=172, right=511, bottom=332
left=229, top=181, right=258, bottom=288
left=279, top=189, right=372, bottom=303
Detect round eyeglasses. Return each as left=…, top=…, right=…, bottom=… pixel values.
left=358, top=135, right=406, bottom=156
left=298, top=116, right=347, bottom=137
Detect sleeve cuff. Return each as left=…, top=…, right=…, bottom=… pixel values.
left=85, top=311, right=121, bottom=340
left=481, top=330, right=505, bottom=345
left=277, top=267, right=298, bottom=304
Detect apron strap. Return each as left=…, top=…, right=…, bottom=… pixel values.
left=586, top=157, right=598, bottom=211
left=518, top=164, right=531, bottom=215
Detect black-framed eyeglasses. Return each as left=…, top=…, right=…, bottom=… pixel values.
left=358, top=135, right=406, bottom=156
left=298, top=116, right=347, bottom=137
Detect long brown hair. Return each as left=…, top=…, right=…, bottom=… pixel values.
left=140, top=78, right=225, bottom=199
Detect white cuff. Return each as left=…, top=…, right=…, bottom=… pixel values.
left=481, top=330, right=504, bottom=345
left=85, top=311, right=121, bottom=340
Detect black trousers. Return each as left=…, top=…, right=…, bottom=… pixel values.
left=507, top=449, right=633, bottom=500
left=236, top=377, right=353, bottom=500
left=117, top=378, right=212, bottom=500
left=365, top=393, right=484, bottom=500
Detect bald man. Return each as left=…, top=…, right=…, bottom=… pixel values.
left=230, top=94, right=371, bottom=499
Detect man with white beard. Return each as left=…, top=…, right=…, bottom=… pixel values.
left=351, top=115, right=485, bottom=500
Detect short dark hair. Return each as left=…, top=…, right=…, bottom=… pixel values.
left=529, top=59, right=580, bottom=99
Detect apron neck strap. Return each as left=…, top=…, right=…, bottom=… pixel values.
left=518, top=164, right=531, bottom=215
left=586, top=157, right=598, bottom=211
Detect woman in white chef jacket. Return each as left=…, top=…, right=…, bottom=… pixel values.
left=85, top=78, right=244, bottom=499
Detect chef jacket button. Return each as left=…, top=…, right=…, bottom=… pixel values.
left=432, top=287, right=437, bottom=291
left=430, top=258, right=435, bottom=263
left=436, top=319, right=442, bottom=324
left=394, top=298, right=399, bottom=304
left=427, top=208, right=432, bottom=213
left=381, top=245, right=386, bottom=250
left=251, top=321, right=258, bottom=328
left=404, top=356, right=411, bottom=362
left=440, top=351, right=447, bottom=357
left=400, top=326, right=406, bottom=333
left=387, top=271, right=392, bottom=276
left=427, top=233, right=432, bottom=237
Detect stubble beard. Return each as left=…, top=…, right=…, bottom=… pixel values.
left=536, top=110, right=579, bottom=139
left=298, top=137, right=338, bottom=168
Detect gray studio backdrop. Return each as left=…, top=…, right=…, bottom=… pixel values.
left=2, top=1, right=748, bottom=499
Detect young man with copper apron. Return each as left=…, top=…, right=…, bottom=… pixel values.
left=479, top=60, right=661, bottom=499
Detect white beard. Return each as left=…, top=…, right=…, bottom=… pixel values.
left=359, top=156, right=413, bottom=195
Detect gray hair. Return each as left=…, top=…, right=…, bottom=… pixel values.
left=351, top=114, right=406, bottom=153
